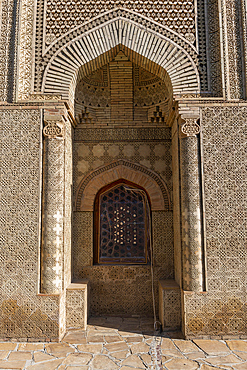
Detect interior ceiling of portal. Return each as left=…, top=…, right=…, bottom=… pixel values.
left=74, top=56, right=172, bottom=126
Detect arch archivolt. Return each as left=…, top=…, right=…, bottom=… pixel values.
left=75, top=160, right=171, bottom=212
left=41, top=14, right=200, bottom=100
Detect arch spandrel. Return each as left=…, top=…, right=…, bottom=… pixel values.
left=41, top=17, right=200, bottom=101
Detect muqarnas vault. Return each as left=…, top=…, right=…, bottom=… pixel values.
left=0, top=0, right=246, bottom=341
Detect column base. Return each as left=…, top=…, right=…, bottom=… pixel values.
left=159, top=279, right=181, bottom=331
left=66, top=280, right=90, bottom=330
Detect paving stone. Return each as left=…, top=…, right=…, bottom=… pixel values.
left=162, top=355, right=173, bottom=363
left=120, top=367, right=146, bottom=370
left=161, top=338, right=177, bottom=350
left=130, top=342, right=149, bottom=353
left=77, top=343, right=103, bottom=353
left=2, top=328, right=247, bottom=370
left=0, top=343, right=17, bottom=351
left=91, top=355, right=118, bottom=369
left=45, top=343, right=75, bottom=357
left=186, top=352, right=206, bottom=360
left=62, top=353, right=92, bottom=365
left=18, top=344, right=44, bottom=351
left=111, top=350, right=130, bottom=359
left=234, top=351, right=247, bottom=360
left=161, top=349, right=185, bottom=358
left=165, top=358, right=200, bottom=369
left=0, top=351, right=9, bottom=360
left=33, top=352, right=56, bottom=362
left=226, top=340, right=247, bottom=352
left=119, top=325, right=142, bottom=332
left=105, top=342, right=129, bottom=352
left=62, top=331, right=87, bottom=344
left=104, top=335, right=124, bottom=343
left=87, top=335, right=105, bottom=343
left=193, top=340, right=231, bottom=355
left=232, top=363, right=247, bottom=369
left=0, top=360, right=26, bottom=369
left=8, top=352, right=32, bottom=361
left=66, top=367, right=89, bottom=370
left=173, top=340, right=201, bottom=353
left=118, top=331, right=142, bottom=337
left=94, top=327, right=118, bottom=333
left=121, top=354, right=146, bottom=368
left=140, top=353, right=152, bottom=366
left=26, top=359, right=63, bottom=370
left=204, top=354, right=244, bottom=365
left=87, top=329, right=102, bottom=336
left=145, top=337, right=154, bottom=345
left=125, top=336, right=143, bottom=343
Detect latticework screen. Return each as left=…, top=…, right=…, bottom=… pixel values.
left=95, top=182, right=150, bottom=264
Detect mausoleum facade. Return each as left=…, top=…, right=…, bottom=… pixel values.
left=0, top=0, right=246, bottom=340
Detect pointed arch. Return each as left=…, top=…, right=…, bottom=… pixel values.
left=42, top=16, right=200, bottom=101
left=75, top=160, right=171, bottom=212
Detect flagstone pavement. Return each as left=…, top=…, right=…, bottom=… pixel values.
left=0, top=317, right=247, bottom=370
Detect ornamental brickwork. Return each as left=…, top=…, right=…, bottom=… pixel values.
left=0, top=0, right=246, bottom=341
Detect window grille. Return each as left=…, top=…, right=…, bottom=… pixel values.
left=94, top=180, right=151, bottom=264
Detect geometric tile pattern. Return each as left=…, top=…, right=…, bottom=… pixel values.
left=41, top=20, right=200, bottom=98
left=64, top=119, right=73, bottom=289
left=206, top=0, right=223, bottom=96
left=0, top=109, right=60, bottom=340
left=72, top=126, right=174, bottom=317
left=59, top=118, right=74, bottom=339
left=183, top=106, right=247, bottom=338
left=0, top=0, right=19, bottom=102
left=220, top=0, right=244, bottom=99
left=180, top=135, right=203, bottom=292
left=66, top=283, right=88, bottom=330
left=73, top=212, right=174, bottom=317
left=159, top=280, right=181, bottom=330
left=73, top=127, right=173, bottom=203
left=41, top=136, right=65, bottom=294
left=31, top=0, right=209, bottom=97
left=44, top=0, right=196, bottom=43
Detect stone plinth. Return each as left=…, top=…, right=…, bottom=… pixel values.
left=66, top=281, right=89, bottom=330
left=159, top=279, right=181, bottom=331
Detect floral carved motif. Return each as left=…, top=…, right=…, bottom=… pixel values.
left=43, top=121, right=64, bottom=138
left=181, top=119, right=200, bottom=137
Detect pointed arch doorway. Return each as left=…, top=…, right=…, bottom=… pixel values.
left=39, top=15, right=204, bottom=332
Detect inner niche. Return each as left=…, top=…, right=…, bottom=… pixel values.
left=72, top=51, right=174, bottom=318
left=74, top=51, right=171, bottom=125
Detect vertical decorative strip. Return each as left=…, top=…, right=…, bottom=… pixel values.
left=180, top=118, right=203, bottom=292
left=17, top=0, right=34, bottom=100
left=241, top=0, right=247, bottom=98
left=220, top=0, right=244, bottom=99
left=41, top=120, right=65, bottom=294
left=0, top=0, right=19, bottom=102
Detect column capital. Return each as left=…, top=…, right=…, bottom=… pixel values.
left=43, top=120, right=64, bottom=139
left=178, top=105, right=200, bottom=137
left=180, top=117, right=200, bottom=137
